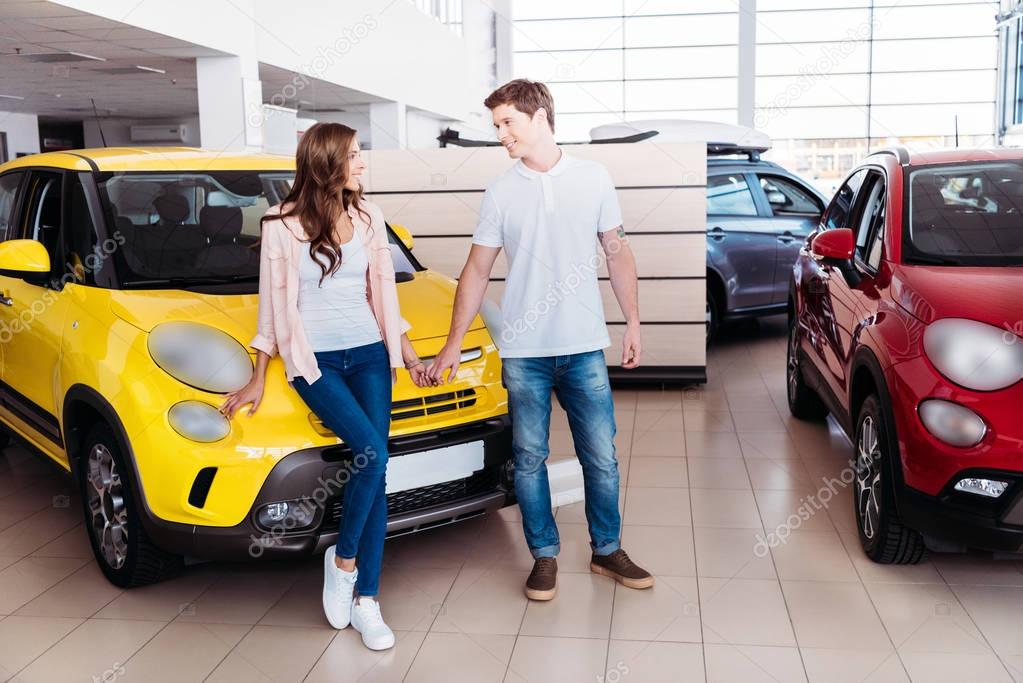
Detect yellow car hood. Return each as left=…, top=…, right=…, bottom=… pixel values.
left=108, top=270, right=482, bottom=343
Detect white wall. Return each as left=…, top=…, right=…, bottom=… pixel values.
left=405, top=109, right=448, bottom=149
left=51, top=0, right=486, bottom=123
left=82, top=116, right=201, bottom=148
left=0, top=111, right=40, bottom=159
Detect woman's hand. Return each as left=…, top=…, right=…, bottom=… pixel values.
left=220, top=378, right=265, bottom=418
left=406, top=361, right=434, bottom=388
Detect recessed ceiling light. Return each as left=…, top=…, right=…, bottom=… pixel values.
left=135, top=65, right=166, bottom=74
left=20, top=51, right=106, bottom=63
left=0, top=94, right=24, bottom=100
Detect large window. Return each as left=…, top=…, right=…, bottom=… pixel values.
left=512, top=1, right=998, bottom=182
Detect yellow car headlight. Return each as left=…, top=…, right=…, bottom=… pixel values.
left=148, top=321, right=252, bottom=393
left=168, top=401, right=231, bottom=442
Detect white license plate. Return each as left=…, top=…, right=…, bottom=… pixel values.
left=385, top=440, right=485, bottom=494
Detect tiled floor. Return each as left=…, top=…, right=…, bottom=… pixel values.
left=2, top=316, right=1023, bottom=682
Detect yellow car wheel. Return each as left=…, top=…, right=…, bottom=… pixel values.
left=78, top=423, right=184, bottom=587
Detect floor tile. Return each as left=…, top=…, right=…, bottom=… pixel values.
left=520, top=573, right=614, bottom=639
left=0, top=615, right=83, bottom=680
left=700, top=577, right=796, bottom=647
left=686, top=431, right=743, bottom=459
left=608, top=640, right=705, bottom=682
left=770, top=530, right=859, bottom=582
left=690, top=489, right=763, bottom=529
left=687, top=458, right=752, bottom=490
left=627, top=456, right=688, bottom=488
left=799, top=648, right=909, bottom=683
left=782, top=581, right=893, bottom=651
left=623, top=487, right=691, bottom=526
left=120, top=622, right=250, bottom=682
left=205, top=624, right=336, bottom=683
left=631, top=429, right=687, bottom=457
left=738, top=432, right=802, bottom=460
left=865, top=582, right=991, bottom=654
left=899, top=650, right=1014, bottom=683
left=303, top=630, right=425, bottom=683
left=621, top=524, right=696, bottom=577
left=431, top=567, right=529, bottom=635
left=95, top=567, right=219, bottom=621
left=693, top=527, right=777, bottom=580
left=0, top=555, right=88, bottom=614
left=610, top=575, right=701, bottom=643
left=13, top=617, right=164, bottom=683
left=172, top=565, right=297, bottom=625
left=15, top=560, right=122, bottom=618
left=405, top=632, right=514, bottom=683
left=704, top=643, right=806, bottom=682
left=506, top=636, right=607, bottom=683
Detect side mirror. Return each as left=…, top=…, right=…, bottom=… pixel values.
left=0, top=239, right=51, bottom=278
left=390, top=223, right=414, bottom=250
left=810, top=228, right=854, bottom=262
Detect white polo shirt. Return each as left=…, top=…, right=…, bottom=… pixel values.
left=472, top=151, right=623, bottom=358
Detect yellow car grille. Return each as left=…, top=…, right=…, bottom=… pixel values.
left=307, top=388, right=483, bottom=436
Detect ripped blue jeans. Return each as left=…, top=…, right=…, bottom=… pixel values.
left=501, top=349, right=621, bottom=559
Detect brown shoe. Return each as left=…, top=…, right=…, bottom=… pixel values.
left=525, top=557, right=558, bottom=601
left=591, top=548, right=654, bottom=589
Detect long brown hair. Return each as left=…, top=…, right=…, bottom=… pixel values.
left=261, top=122, right=371, bottom=286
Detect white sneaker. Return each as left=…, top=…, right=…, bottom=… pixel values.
left=322, top=546, right=357, bottom=629
left=350, top=597, right=395, bottom=650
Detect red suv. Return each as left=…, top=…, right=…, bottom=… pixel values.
left=787, top=147, right=1023, bottom=563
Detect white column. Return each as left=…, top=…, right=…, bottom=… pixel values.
left=737, top=0, right=757, bottom=128
left=196, top=54, right=263, bottom=152
left=369, top=101, right=407, bottom=150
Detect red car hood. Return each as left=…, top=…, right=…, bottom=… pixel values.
left=891, top=264, right=1023, bottom=327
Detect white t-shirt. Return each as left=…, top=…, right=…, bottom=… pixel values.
left=472, top=151, right=623, bottom=358
left=296, top=233, right=382, bottom=352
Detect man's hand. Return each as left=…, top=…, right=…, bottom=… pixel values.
left=427, top=341, right=463, bottom=384
left=621, top=322, right=642, bottom=369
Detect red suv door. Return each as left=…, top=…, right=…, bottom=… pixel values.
left=801, top=167, right=887, bottom=413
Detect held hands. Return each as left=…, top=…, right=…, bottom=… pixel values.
left=220, top=378, right=265, bottom=418
left=405, top=359, right=436, bottom=387
left=425, top=342, right=462, bottom=385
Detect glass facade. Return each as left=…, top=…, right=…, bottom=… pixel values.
left=512, top=0, right=998, bottom=187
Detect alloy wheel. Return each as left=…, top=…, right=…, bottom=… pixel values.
left=855, top=416, right=882, bottom=540
left=85, top=443, right=129, bottom=569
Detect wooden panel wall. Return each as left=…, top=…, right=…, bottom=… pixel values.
left=363, top=142, right=707, bottom=375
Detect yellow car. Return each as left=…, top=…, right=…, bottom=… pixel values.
left=0, top=147, right=511, bottom=587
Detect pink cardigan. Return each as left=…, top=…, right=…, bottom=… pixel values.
left=249, top=200, right=412, bottom=384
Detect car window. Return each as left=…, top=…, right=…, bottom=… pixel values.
left=63, top=174, right=104, bottom=286
left=0, top=172, right=23, bottom=242
left=759, top=175, right=822, bottom=216
left=707, top=174, right=758, bottom=216
left=854, top=174, right=884, bottom=258
left=823, top=168, right=868, bottom=230
left=22, top=172, right=63, bottom=275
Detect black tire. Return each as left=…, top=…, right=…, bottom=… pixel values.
left=77, top=423, right=183, bottom=587
left=706, top=288, right=720, bottom=345
left=853, top=395, right=925, bottom=564
left=786, top=319, right=828, bottom=420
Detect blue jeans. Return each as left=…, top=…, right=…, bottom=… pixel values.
left=502, top=350, right=621, bottom=559
left=290, top=341, right=391, bottom=597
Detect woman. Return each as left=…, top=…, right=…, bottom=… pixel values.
left=219, top=123, right=431, bottom=651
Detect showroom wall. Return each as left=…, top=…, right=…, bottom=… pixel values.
left=0, top=112, right=41, bottom=160
left=81, top=116, right=202, bottom=148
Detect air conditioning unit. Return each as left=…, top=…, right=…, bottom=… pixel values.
left=130, top=124, right=188, bottom=143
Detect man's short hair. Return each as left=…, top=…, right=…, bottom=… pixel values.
left=484, top=79, right=555, bottom=133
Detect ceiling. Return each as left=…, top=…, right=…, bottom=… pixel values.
left=0, top=0, right=383, bottom=122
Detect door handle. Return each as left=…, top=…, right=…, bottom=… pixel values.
left=777, top=231, right=797, bottom=244
left=0, top=294, right=11, bottom=306
left=708, top=226, right=725, bottom=241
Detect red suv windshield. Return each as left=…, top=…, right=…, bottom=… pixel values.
left=905, top=161, right=1023, bottom=267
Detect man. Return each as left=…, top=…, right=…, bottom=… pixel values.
left=428, top=79, right=652, bottom=600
